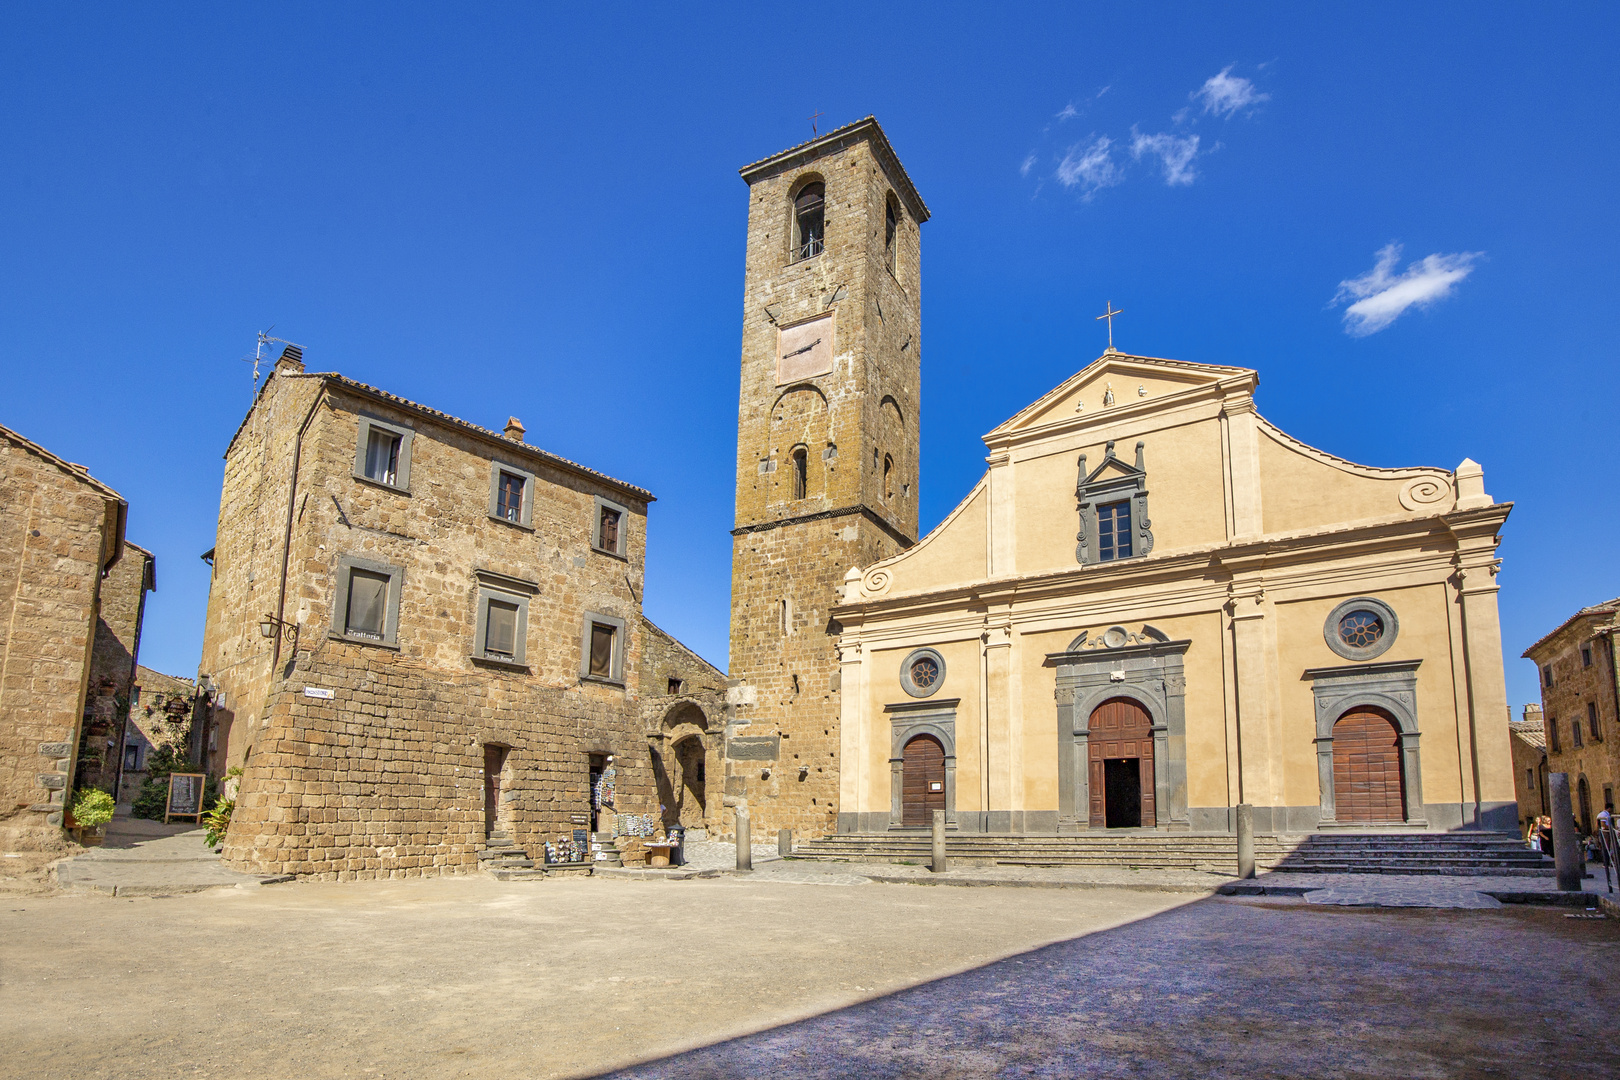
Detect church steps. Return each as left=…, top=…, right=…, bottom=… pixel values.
left=793, top=832, right=1553, bottom=877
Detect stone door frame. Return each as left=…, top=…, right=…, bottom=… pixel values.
left=883, top=698, right=959, bottom=830
left=1305, top=660, right=1426, bottom=827
left=1050, top=633, right=1190, bottom=831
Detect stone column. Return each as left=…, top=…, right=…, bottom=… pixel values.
left=1456, top=555, right=1515, bottom=830
left=1550, top=773, right=1580, bottom=892
left=778, top=828, right=793, bottom=857
left=1229, top=587, right=1279, bottom=830
left=931, top=810, right=947, bottom=873
left=1236, top=803, right=1255, bottom=879
left=983, top=621, right=1011, bottom=833
left=736, top=808, right=751, bottom=872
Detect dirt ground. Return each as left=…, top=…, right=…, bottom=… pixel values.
left=2, top=876, right=1617, bottom=1079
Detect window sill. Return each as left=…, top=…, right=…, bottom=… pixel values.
left=788, top=252, right=822, bottom=267
left=579, top=673, right=626, bottom=689
left=589, top=544, right=628, bottom=561
left=487, top=513, right=534, bottom=532
left=472, top=655, right=530, bottom=673
left=328, top=632, right=400, bottom=650
left=351, top=472, right=411, bottom=496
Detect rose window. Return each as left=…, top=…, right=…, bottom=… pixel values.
left=909, top=656, right=939, bottom=690
left=1338, top=611, right=1384, bottom=650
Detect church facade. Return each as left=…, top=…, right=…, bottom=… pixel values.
left=829, top=352, right=1517, bottom=835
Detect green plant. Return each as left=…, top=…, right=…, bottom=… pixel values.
left=131, top=742, right=217, bottom=821
left=71, top=788, right=115, bottom=829
left=203, top=796, right=234, bottom=847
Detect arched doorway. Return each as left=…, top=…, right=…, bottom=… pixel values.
left=654, top=702, right=712, bottom=832
left=1332, top=709, right=1405, bottom=822
left=673, top=735, right=707, bottom=827
left=1088, top=698, right=1155, bottom=828
left=901, top=734, right=946, bottom=827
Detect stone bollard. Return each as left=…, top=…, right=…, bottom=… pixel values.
left=1236, top=803, right=1255, bottom=880
left=931, top=810, right=947, bottom=873
left=1549, top=773, right=1581, bottom=892
left=736, top=809, right=752, bottom=872
left=778, top=828, right=793, bottom=858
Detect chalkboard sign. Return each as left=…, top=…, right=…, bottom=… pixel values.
left=165, top=772, right=207, bottom=824
left=572, top=828, right=589, bottom=847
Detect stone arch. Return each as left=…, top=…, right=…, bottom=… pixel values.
left=653, top=701, right=714, bottom=831
left=771, top=386, right=829, bottom=502
left=878, top=396, right=907, bottom=502
left=885, top=700, right=958, bottom=830
left=1307, top=661, right=1425, bottom=828
left=788, top=172, right=826, bottom=261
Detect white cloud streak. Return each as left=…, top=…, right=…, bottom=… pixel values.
left=1055, top=136, right=1123, bottom=199
left=1332, top=243, right=1483, bottom=336
left=1020, top=154, right=1036, bottom=177
left=1193, top=65, right=1269, bottom=117
left=1055, top=103, right=1078, bottom=121
left=1130, top=130, right=1200, bottom=185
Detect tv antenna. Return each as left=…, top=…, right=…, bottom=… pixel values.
left=241, top=326, right=305, bottom=395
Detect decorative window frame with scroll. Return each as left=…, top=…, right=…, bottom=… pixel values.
left=1075, top=439, right=1154, bottom=566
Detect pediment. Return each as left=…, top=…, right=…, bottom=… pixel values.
left=986, top=352, right=1252, bottom=440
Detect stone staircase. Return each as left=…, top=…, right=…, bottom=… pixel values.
left=794, top=831, right=1555, bottom=877
left=478, top=831, right=543, bottom=881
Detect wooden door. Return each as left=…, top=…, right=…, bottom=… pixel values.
left=1087, top=698, right=1155, bottom=827
left=902, top=735, right=946, bottom=827
left=1332, top=710, right=1404, bottom=822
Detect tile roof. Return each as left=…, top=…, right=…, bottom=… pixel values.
left=1509, top=720, right=1546, bottom=749
left=1521, top=598, right=1620, bottom=658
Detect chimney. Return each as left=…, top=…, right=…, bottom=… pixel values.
left=276, top=344, right=305, bottom=375
left=503, top=417, right=526, bottom=443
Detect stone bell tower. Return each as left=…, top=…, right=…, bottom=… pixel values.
left=727, top=117, right=928, bottom=839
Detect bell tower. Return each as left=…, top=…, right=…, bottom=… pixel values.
left=727, top=117, right=928, bottom=839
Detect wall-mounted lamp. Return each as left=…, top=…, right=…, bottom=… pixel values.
left=258, top=613, right=299, bottom=647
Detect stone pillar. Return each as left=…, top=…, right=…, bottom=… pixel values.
left=1550, top=774, right=1580, bottom=892
left=931, top=810, right=947, bottom=873
left=1229, top=587, right=1279, bottom=829
left=736, top=809, right=751, bottom=872
left=1456, top=554, right=1515, bottom=831
left=1236, top=803, right=1255, bottom=879
left=778, top=828, right=793, bottom=857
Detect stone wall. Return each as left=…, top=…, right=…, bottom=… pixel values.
left=118, top=666, right=197, bottom=806
left=0, top=426, right=123, bottom=850
left=77, top=544, right=154, bottom=794
left=638, top=616, right=729, bottom=834
left=1508, top=712, right=1547, bottom=835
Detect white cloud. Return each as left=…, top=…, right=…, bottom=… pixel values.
left=1055, top=136, right=1123, bottom=199
left=1193, top=65, right=1269, bottom=117
left=1055, top=103, right=1078, bottom=121
left=1020, top=153, right=1037, bottom=177
left=1130, top=130, right=1200, bottom=185
left=1332, top=243, right=1483, bottom=336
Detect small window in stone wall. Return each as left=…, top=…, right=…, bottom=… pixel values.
left=592, top=496, right=630, bottom=557
left=579, top=611, right=626, bottom=685
left=1574, top=721, right=1584, bottom=749
left=1549, top=718, right=1561, bottom=752
left=1543, top=664, right=1555, bottom=688
left=590, top=625, right=614, bottom=676
left=488, top=462, right=535, bottom=528
left=1527, top=768, right=1536, bottom=792
left=331, top=556, right=403, bottom=647
left=668, top=676, right=683, bottom=695
left=352, top=416, right=414, bottom=493
left=1583, top=646, right=1593, bottom=668
left=1589, top=701, right=1602, bottom=742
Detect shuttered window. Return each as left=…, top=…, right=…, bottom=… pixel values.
left=590, top=623, right=615, bottom=678
left=345, top=570, right=389, bottom=639
left=497, top=472, right=525, bottom=523
left=484, top=600, right=519, bottom=658
left=364, top=429, right=401, bottom=486
left=600, top=506, right=620, bottom=552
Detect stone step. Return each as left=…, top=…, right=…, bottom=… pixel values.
left=485, top=867, right=545, bottom=881
left=477, top=847, right=529, bottom=861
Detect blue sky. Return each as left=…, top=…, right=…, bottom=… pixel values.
left=2, top=4, right=1615, bottom=712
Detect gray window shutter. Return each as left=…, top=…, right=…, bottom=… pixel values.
left=346, top=570, right=389, bottom=637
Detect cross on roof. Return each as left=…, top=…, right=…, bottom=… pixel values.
left=809, top=110, right=824, bottom=136
left=1096, top=302, right=1123, bottom=352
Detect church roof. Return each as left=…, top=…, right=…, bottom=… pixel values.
left=1509, top=720, right=1547, bottom=749
left=738, top=116, right=930, bottom=223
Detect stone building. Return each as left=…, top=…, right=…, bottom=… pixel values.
left=726, top=118, right=927, bottom=840
left=832, top=350, right=1517, bottom=835
left=1522, top=598, right=1619, bottom=831
left=1509, top=704, right=1548, bottom=836
left=203, top=348, right=721, bottom=879
left=638, top=618, right=729, bottom=834
left=76, top=542, right=156, bottom=796
left=0, top=422, right=135, bottom=850
left=117, top=665, right=197, bottom=808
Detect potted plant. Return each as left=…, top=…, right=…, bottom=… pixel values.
left=70, top=788, right=115, bottom=846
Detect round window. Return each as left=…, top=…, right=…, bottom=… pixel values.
left=900, top=647, right=946, bottom=698
left=1323, top=597, right=1398, bottom=661
left=1337, top=611, right=1384, bottom=650
left=909, top=656, right=939, bottom=689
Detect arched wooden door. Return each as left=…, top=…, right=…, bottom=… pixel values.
left=1088, top=698, right=1155, bottom=828
left=902, top=735, right=946, bottom=827
left=1332, top=709, right=1404, bottom=822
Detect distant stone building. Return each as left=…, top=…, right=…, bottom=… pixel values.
left=117, top=665, right=197, bottom=808
left=1508, top=705, right=1548, bottom=836
left=1522, top=598, right=1619, bottom=831
left=0, top=422, right=143, bottom=851
left=202, top=348, right=721, bottom=879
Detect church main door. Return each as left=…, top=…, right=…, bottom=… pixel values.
left=901, top=734, right=946, bottom=827
left=1088, top=698, right=1155, bottom=828
left=1332, top=709, right=1404, bottom=822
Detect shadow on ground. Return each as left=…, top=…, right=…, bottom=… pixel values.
left=593, top=897, right=1620, bottom=1080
